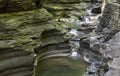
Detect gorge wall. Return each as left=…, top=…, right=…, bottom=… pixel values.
left=0, top=0, right=87, bottom=76
left=0, top=0, right=120, bottom=76
left=0, top=0, right=69, bottom=76
left=98, top=1, right=120, bottom=76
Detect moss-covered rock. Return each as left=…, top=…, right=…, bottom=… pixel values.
left=38, top=0, right=88, bottom=19
left=0, top=8, right=69, bottom=76
left=0, top=7, right=68, bottom=52
left=0, top=0, right=90, bottom=76
left=0, top=8, right=55, bottom=50
left=98, top=3, right=120, bottom=32
left=0, top=0, right=37, bottom=13
left=41, top=0, right=90, bottom=4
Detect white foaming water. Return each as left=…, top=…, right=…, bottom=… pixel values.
left=70, top=51, right=81, bottom=59
left=69, top=29, right=78, bottom=36
left=70, top=48, right=81, bottom=59
left=76, top=20, right=86, bottom=26
left=84, top=56, right=90, bottom=63
left=84, top=16, right=99, bottom=24
left=84, top=17, right=90, bottom=23
left=86, top=9, right=93, bottom=15
left=71, top=51, right=78, bottom=57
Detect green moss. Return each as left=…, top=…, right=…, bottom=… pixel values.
left=41, top=0, right=83, bottom=4
left=0, top=8, right=68, bottom=52
left=0, top=8, right=53, bottom=37
left=0, top=0, right=37, bottom=13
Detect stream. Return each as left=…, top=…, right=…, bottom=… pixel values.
left=35, top=1, right=110, bottom=76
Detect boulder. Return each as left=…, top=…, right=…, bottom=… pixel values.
left=0, top=8, right=55, bottom=50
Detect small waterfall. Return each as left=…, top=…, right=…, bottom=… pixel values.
left=66, top=1, right=110, bottom=76
left=34, top=1, right=111, bottom=76
left=69, top=28, right=81, bottom=60
left=69, top=48, right=81, bottom=60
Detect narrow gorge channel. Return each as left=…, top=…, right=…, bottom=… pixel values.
left=0, top=0, right=120, bottom=76
left=34, top=0, right=115, bottom=76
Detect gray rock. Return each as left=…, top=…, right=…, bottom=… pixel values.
left=106, top=32, right=120, bottom=58
left=98, top=3, right=120, bottom=32
left=105, top=32, right=120, bottom=76
left=87, top=62, right=101, bottom=74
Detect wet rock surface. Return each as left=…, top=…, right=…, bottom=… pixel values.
left=98, top=2, right=120, bottom=32
left=0, top=0, right=120, bottom=76
left=104, top=32, right=120, bottom=76
left=0, top=2, right=68, bottom=76
left=34, top=29, right=88, bottom=76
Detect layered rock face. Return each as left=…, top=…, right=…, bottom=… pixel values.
left=34, top=29, right=89, bottom=76
left=0, top=48, right=34, bottom=76
left=42, top=0, right=90, bottom=18
left=105, top=32, right=120, bottom=76
left=0, top=0, right=68, bottom=76
left=0, top=8, right=55, bottom=52
left=34, top=29, right=70, bottom=56
left=1, top=0, right=120, bottom=76
left=34, top=29, right=71, bottom=76
left=97, top=0, right=120, bottom=76
left=0, top=0, right=38, bottom=13
left=98, top=2, right=120, bottom=32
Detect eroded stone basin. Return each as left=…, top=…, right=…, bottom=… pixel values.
left=35, top=57, right=89, bottom=76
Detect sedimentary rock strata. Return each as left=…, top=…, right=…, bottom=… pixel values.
left=0, top=1, right=67, bottom=75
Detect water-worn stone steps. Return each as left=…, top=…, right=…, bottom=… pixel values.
left=0, top=66, right=33, bottom=76
left=0, top=2, right=67, bottom=75
left=35, top=29, right=70, bottom=60
left=0, top=48, right=34, bottom=76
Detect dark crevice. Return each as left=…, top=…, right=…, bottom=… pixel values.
left=35, top=0, right=43, bottom=8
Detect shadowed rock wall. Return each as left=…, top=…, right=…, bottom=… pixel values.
left=98, top=2, right=120, bottom=32
left=0, top=0, right=38, bottom=13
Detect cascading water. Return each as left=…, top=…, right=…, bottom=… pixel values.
left=69, top=40, right=81, bottom=59
left=65, top=1, right=110, bottom=76
left=34, top=1, right=111, bottom=76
